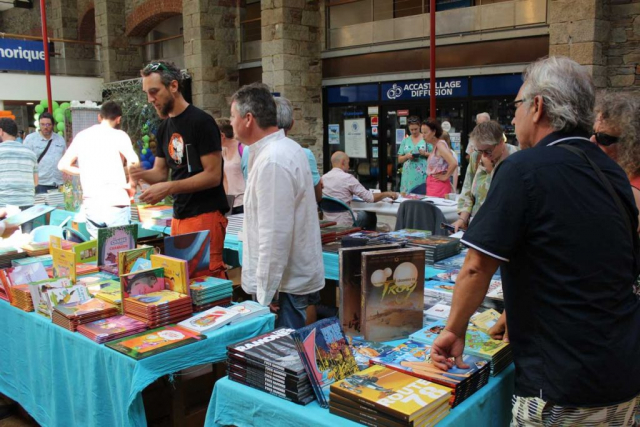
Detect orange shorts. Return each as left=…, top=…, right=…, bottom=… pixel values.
left=171, top=211, right=228, bottom=279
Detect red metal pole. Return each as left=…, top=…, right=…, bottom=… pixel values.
left=429, top=0, right=436, bottom=119
left=40, top=0, right=53, bottom=113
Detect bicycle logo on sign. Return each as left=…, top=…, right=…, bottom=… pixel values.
left=386, top=84, right=403, bottom=100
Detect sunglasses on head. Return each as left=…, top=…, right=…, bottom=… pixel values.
left=593, top=132, right=619, bottom=146
left=143, top=62, right=169, bottom=73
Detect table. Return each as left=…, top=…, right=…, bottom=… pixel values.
left=352, top=199, right=458, bottom=223
left=205, top=364, right=515, bottom=427
left=0, top=300, right=275, bottom=427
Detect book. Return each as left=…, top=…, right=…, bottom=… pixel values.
left=150, top=254, right=190, bottom=296
left=338, top=244, right=400, bottom=336
left=471, top=309, right=501, bottom=333
left=106, top=325, right=206, bottom=360
left=45, top=284, right=92, bottom=310
left=118, top=247, right=154, bottom=276
left=349, top=337, right=394, bottom=371
left=73, top=240, right=98, bottom=264
left=0, top=270, right=12, bottom=302
left=227, top=328, right=305, bottom=376
left=226, top=301, right=270, bottom=324
left=291, top=317, right=360, bottom=408
left=423, top=302, right=451, bottom=320
left=92, top=280, right=123, bottom=306
left=177, top=306, right=240, bottom=333
left=28, top=278, right=70, bottom=317
left=4, top=205, right=55, bottom=226
left=51, top=247, right=77, bottom=283
left=120, top=268, right=166, bottom=299
left=360, top=248, right=425, bottom=342
left=130, top=258, right=152, bottom=272
left=164, top=231, right=210, bottom=278
left=77, top=315, right=148, bottom=343
left=330, top=364, right=451, bottom=422
left=97, top=225, right=138, bottom=267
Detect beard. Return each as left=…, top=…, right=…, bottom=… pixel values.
left=159, top=97, right=175, bottom=118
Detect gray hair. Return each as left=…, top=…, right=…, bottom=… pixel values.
left=595, top=91, right=640, bottom=177
left=521, top=56, right=595, bottom=133
left=275, top=97, right=294, bottom=131
left=230, top=83, right=277, bottom=129
left=469, top=120, right=504, bottom=146
left=476, top=112, right=490, bottom=123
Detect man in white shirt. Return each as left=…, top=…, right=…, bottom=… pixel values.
left=58, top=101, right=139, bottom=238
left=230, top=83, right=324, bottom=329
left=322, top=151, right=397, bottom=227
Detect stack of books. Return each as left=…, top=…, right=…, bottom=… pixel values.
left=320, top=226, right=361, bottom=245
left=52, top=298, right=119, bottom=331
left=409, top=319, right=512, bottom=376
left=106, top=325, right=206, bottom=360
left=90, top=280, right=123, bottom=311
left=226, top=301, right=270, bottom=325
left=371, top=340, right=490, bottom=408
left=432, top=250, right=466, bottom=270
left=177, top=306, right=240, bottom=333
left=405, top=235, right=460, bottom=264
left=424, top=279, right=455, bottom=304
left=12, top=255, right=53, bottom=268
left=189, top=276, right=233, bottom=311
left=136, top=205, right=173, bottom=228
left=10, top=285, right=34, bottom=311
left=123, top=290, right=193, bottom=328
left=77, top=315, right=148, bottom=343
left=226, top=213, right=244, bottom=236
left=21, top=241, right=51, bottom=257
left=227, top=328, right=314, bottom=405
left=0, top=248, right=27, bottom=269
left=330, top=365, right=451, bottom=426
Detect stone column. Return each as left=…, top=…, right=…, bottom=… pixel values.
left=95, top=0, right=142, bottom=82
left=261, top=0, right=323, bottom=169
left=182, top=0, right=239, bottom=117
left=548, top=0, right=609, bottom=87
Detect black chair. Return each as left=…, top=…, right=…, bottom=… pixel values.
left=319, top=196, right=356, bottom=226
left=408, top=183, right=427, bottom=195
left=395, top=200, right=446, bottom=236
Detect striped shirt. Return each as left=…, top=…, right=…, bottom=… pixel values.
left=0, top=140, right=38, bottom=207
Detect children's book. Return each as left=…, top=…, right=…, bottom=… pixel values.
left=150, top=254, right=190, bottom=296
left=120, top=268, right=166, bottom=299
left=4, top=205, right=55, bottom=226
left=291, top=317, right=359, bottom=408
left=28, top=278, right=70, bottom=316
left=73, top=240, right=98, bottom=264
left=130, top=258, right=152, bottom=273
left=44, top=284, right=92, bottom=310
left=423, top=302, right=451, bottom=320
left=118, top=247, right=154, bottom=276
left=360, top=248, right=425, bottom=342
left=6, top=263, right=48, bottom=286
left=164, top=231, right=210, bottom=278
left=471, top=309, right=501, bottom=333
left=226, top=301, right=270, bottom=324
left=97, top=225, right=138, bottom=267
left=105, top=325, right=206, bottom=360
left=51, top=247, right=77, bottom=283
left=177, top=306, right=240, bottom=333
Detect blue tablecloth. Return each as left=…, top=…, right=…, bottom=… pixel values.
left=0, top=300, right=275, bottom=427
left=205, top=364, right=515, bottom=427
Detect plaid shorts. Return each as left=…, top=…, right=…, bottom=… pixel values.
left=511, top=395, right=640, bottom=427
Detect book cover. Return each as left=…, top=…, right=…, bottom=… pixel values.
left=291, top=317, right=359, bottom=408
left=105, top=325, right=206, bottom=360
left=54, top=297, right=117, bottom=318
left=227, top=301, right=270, bottom=324
left=0, top=270, right=12, bottom=302
left=73, top=240, right=98, bottom=264
left=130, top=258, right=152, bottom=272
left=120, top=268, right=166, bottom=299
left=338, top=244, right=400, bottom=336
left=28, top=278, right=70, bottom=316
left=93, top=281, right=123, bottom=304
left=45, top=284, right=92, bottom=310
left=471, top=309, right=501, bottom=333
left=330, top=364, right=451, bottom=421
left=228, top=328, right=305, bottom=375
left=150, top=254, right=190, bottom=296
left=4, top=205, right=55, bottom=226
left=118, top=247, right=154, bottom=276
left=6, top=263, right=48, bottom=286
left=126, top=290, right=188, bottom=307
left=177, top=306, right=239, bottom=333
left=164, top=231, right=210, bottom=278
left=349, top=337, right=394, bottom=371
left=51, top=247, right=77, bottom=283
left=424, top=302, right=451, bottom=320
left=360, top=248, right=425, bottom=342
left=97, top=225, right=138, bottom=267
left=77, top=315, right=146, bottom=337
left=77, top=271, right=119, bottom=288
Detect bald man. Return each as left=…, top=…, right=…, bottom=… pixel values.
left=321, top=151, right=397, bottom=228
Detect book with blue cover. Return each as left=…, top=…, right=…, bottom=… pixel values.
left=164, top=231, right=210, bottom=279
left=348, top=337, right=393, bottom=370
left=291, top=317, right=359, bottom=408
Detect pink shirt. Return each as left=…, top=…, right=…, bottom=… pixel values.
left=321, top=167, right=374, bottom=225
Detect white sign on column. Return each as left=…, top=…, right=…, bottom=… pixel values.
left=344, top=118, right=367, bottom=159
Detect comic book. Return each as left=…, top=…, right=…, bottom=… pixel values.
left=118, top=247, right=154, bottom=276
left=348, top=337, right=393, bottom=371
left=471, top=309, right=501, bottom=333
left=164, top=231, right=210, bottom=278
left=291, top=317, right=359, bottom=408
left=227, top=328, right=305, bottom=376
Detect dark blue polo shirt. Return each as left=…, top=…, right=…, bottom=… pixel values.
left=462, top=130, right=640, bottom=407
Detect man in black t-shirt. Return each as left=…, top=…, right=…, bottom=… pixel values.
left=430, top=57, right=640, bottom=425
left=131, top=61, right=229, bottom=278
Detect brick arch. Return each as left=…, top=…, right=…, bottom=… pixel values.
left=78, top=6, right=96, bottom=42
left=125, top=0, right=183, bottom=38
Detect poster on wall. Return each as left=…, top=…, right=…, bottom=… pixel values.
left=328, top=124, right=340, bottom=145
left=372, top=146, right=379, bottom=159
left=344, top=119, right=367, bottom=159
left=396, top=129, right=406, bottom=144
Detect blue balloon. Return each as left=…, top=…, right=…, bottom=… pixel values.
left=148, top=155, right=155, bottom=164
left=142, top=161, right=152, bottom=170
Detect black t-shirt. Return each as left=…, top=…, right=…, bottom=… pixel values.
left=156, top=105, right=229, bottom=219
left=462, top=131, right=640, bottom=407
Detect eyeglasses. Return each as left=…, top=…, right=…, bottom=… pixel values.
left=474, top=145, right=499, bottom=156
left=509, top=99, right=526, bottom=110
left=143, top=62, right=169, bottom=73
left=593, top=132, right=619, bottom=146
left=408, top=118, right=421, bottom=124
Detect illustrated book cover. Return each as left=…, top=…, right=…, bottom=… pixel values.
left=118, top=247, right=154, bottom=276
left=177, top=306, right=239, bottom=333
left=105, top=325, right=206, bottom=360
left=164, top=231, right=210, bottom=278
left=120, top=268, right=166, bottom=299
left=150, top=254, right=190, bottom=296
left=97, top=225, right=138, bottom=267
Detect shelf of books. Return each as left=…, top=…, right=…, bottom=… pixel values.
left=0, top=224, right=274, bottom=427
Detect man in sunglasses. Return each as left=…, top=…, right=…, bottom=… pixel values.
left=132, top=61, right=229, bottom=278
left=23, top=111, right=66, bottom=194
left=431, top=57, right=640, bottom=425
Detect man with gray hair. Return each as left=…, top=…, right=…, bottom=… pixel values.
left=431, top=56, right=640, bottom=425
left=465, top=112, right=491, bottom=158
left=241, top=96, right=323, bottom=202
left=230, top=83, right=324, bottom=329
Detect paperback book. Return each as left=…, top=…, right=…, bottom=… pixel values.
left=28, top=278, right=71, bottom=317
left=77, top=315, right=148, bottom=343
left=73, top=240, right=98, bottom=264
left=226, top=301, right=270, bottom=324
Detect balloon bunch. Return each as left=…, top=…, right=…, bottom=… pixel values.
left=34, top=100, right=70, bottom=136
left=138, top=122, right=157, bottom=170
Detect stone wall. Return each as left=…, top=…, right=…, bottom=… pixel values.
left=261, top=0, right=324, bottom=170
left=0, top=1, right=53, bottom=36
left=605, top=0, right=640, bottom=90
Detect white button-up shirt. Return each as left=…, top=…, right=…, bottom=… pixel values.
left=242, top=130, right=324, bottom=305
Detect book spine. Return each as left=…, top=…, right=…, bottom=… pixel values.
left=329, top=385, right=411, bottom=422
left=292, top=333, right=329, bottom=409
left=229, top=363, right=309, bottom=392
left=228, top=374, right=313, bottom=405
left=228, top=351, right=304, bottom=377
left=330, top=395, right=409, bottom=427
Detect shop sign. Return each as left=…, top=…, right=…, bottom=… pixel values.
left=382, top=78, right=468, bottom=101
left=372, top=126, right=378, bottom=136
left=368, top=106, right=379, bottom=115
left=0, top=39, right=45, bottom=72
left=371, top=116, right=379, bottom=126
left=397, top=110, right=409, bottom=116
